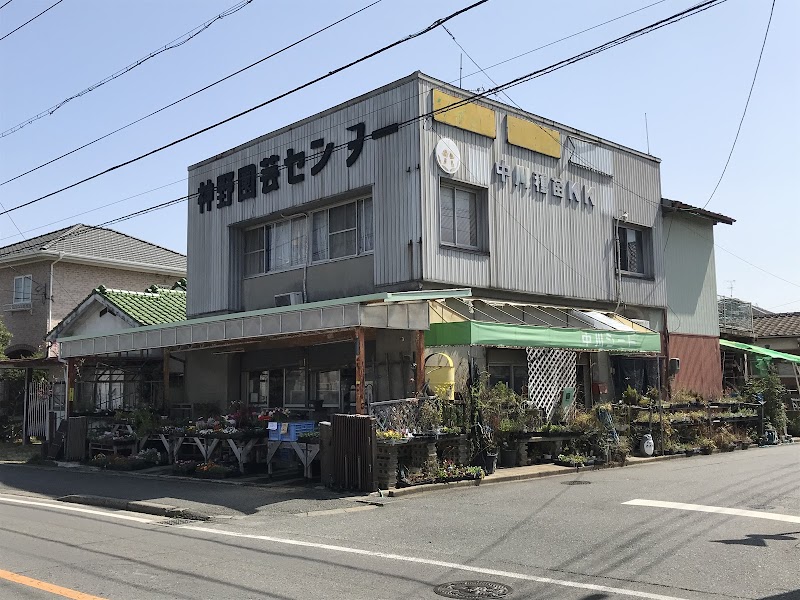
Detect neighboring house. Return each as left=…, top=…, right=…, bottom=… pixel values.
left=45, top=282, right=187, bottom=412
left=52, top=72, right=729, bottom=417
left=661, top=199, right=734, bottom=398
left=0, top=225, right=186, bottom=357
left=752, top=312, right=800, bottom=394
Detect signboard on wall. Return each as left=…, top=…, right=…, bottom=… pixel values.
left=195, top=121, right=399, bottom=215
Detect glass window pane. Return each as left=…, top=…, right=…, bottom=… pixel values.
left=512, top=365, right=527, bottom=396
left=285, top=368, right=306, bottom=407
left=488, top=365, right=512, bottom=389
left=455, top=189, right=477, bottom=247
left=244, top=228, right=264, bottom=253
left=317, top=370, right=340, bottom=407
left=440, top=185, right=455, bottom=244
left=329, top=203, right=356, bottom=234
left=270, top=221, right=291, bottom=270
left=23, top=276, right=32, bottom=300
left=330, top=230, right=357, bottom=259
left=268, top=369, right=284, bottom=408
left=359, top=198, right=374, bottom=253
left=312, top=211, right=328, bottom=261
left=291, top=217, right=307, bottom=265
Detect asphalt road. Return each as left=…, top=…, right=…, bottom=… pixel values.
left=0, top=445, right=798, bottom=600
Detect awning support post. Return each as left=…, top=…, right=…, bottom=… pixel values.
left=163, top=349, right=170, bottom=410
left=355, top=328, right=365, bottom=415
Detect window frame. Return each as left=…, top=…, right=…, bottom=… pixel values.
left=615, top=223, right=654, bottom=279
left=310, top=196, right=374, bottom=265
left=12, top=274, right=33, bottom=309
left=439, top=180, right=486, bottom=252
left=243, top=215, right=308, bottom=278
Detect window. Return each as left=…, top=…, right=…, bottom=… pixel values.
left=12, top=275, right=32, bottom=307
left=244, top=216, right=307, bottom=277
left=96, top=369, right=124, bottom=411
left=616, top=225, right=652, bottom=276
left=440, top=183, right=482, bottom=249
left=488, top=365, right=528, bottom=396
left=248, top=367, right=307, bottom=408
left=311, top=197, right=373, bottom=262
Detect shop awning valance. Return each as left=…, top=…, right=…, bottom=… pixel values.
left=425, top=320, right=661, bottom=353
left=720, top=339, right=800, bottom=364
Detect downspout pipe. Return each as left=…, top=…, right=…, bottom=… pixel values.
left=47, top=253, right=64, bottom=346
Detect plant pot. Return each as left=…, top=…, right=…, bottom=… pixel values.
left=741, top=442, right=751, bottom=450
left=700, top=448, right=713, bottom=455
left=480, top=451, right=498, bottom=475
left=685, top=449, right=697, bottom=457
left=500, top=448, right=518, bottom=468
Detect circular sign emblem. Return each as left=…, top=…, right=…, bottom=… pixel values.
left=435, top=138, right=461, bottom=174
left=433, top=581, right=512, bottom=599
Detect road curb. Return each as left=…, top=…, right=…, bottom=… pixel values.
left=57, top=494, right=212, bottom=521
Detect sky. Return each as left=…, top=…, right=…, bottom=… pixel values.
left=0, top=0, right=797, bottom=312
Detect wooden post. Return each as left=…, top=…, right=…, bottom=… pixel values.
left=355, top=328, right=365, bottom=415
left=163, top=349, right=170, bottom=410
left=415, top=330, right=426, bottom=396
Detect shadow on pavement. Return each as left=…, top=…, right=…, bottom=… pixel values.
left=712, top=531, right=800, bottom=547
left=0, top=463, right=357, bottom=516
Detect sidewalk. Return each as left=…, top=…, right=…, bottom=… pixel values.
left=0, top=462, right=365, bottom=519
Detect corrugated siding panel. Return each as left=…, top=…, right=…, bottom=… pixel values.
left=419, top=80, right=665, bottom=308
left=669, top=334, right=723, bottom=397
left=613, top=151, right=667, bottom=308
left=187, top=81, right=422, bottom=317
left=567, top=137, right=614, bottom=176
left=664, top=214, right=720, bottom=336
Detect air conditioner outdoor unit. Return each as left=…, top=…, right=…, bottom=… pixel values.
left=274, top=292, right=304, bottom=307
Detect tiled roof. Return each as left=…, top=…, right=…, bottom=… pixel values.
left=96, top=283, right=186, bottom=326
left=753, top=312, right=800, bottom=338
left=0, top=224, right=186, bottom=271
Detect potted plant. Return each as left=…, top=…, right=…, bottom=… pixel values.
left=497, top=418, right=521, bottom=468
left=698, top=438, right=716, bottom=455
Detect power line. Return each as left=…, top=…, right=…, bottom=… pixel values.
left=0, top=0, right=734, bottom=268
left=0, top=0, right=15, bottom=10
left=0, top=0, right=64, bottom=42
left=701, top=0, right=775, bottom=209
left=0, top=0, right=384, bottom=188
left=0, top=0, right=727, bottom=266
left=1, top=0, right=257, bottom=137
left=0, top=0, right=665, bottom=189
left=0, top=0, right=490, bottom=217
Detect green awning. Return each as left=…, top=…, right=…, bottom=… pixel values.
left=425, top=321, right=661, bottom=353
left=720, top=339, right=800, bottom=364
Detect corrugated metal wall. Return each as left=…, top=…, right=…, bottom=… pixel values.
left=187, top=78, right=422, bottom=317
left=664, top=213, right=720, bottom=336
left=417, top=77, right=666, bottom=309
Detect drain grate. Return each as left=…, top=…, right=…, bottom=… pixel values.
left=748, top=505, right=775, bottom=511
left=433, top=581, right=512, bottom=599
left=561, top=480, right=591, bottom=485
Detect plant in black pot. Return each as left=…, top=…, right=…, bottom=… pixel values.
left=698, top=437, right=716, bottom=455
left=498, top=417, right=521, bottom=468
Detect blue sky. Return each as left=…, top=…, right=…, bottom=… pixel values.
left=0, top=0, right=797, bottom=310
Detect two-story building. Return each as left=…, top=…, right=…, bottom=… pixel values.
left=52, top=72, right=728, bottom=420
left=0, top=224, right=186, bottom=357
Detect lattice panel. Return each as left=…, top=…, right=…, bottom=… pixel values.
left=526, top=347, right=576, bottom=421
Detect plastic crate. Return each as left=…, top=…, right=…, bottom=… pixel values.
left=268, top=420, right=315, bottom=442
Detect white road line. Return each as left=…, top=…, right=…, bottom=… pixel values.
left=623, top=499, right=800, bottom=523
left=180, top=525, right=689, bottom=600
left=0, top=494, right=155, bottom=523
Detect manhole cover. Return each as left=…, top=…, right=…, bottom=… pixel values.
left=433, top=581, right=512, bottom=599
left=561, top=480, right=591, bottom=485
left=748, top=505, right=775, bottom=510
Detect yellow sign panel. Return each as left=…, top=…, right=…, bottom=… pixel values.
left=432, top=89, right=496, bottom=138
left=506, top=115, right=561, bottom=159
